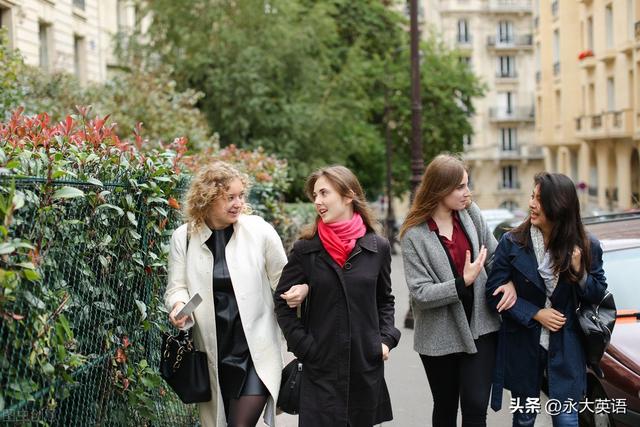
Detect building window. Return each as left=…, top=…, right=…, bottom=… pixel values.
left=74, top=35, right=86, bottom=84
left=586, top=16, right=594, bottom=51
left=605, top=4, right=613, bottom=48
left=497, top=56, right=515, bottom=77
left=497, top=20, right=513, bottom=44
left=39, top=22, right=52, bottom=72
left=500, top=128, right=517, bottom=151
left=457, top=19, right=470, bottom=43
left=73, top=0, right=86, bottom=10
left=501, top=166, right=519, bottom=189
left=498, top=91, right=514, bottom=116
left=462, top=134, right=472, bottom=147
left=459, top=56, right=472, bottom=68
left=607, top=77, right=615, bottom=111
left=0, top=6, right=13, bottom=47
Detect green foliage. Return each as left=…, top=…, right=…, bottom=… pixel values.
left=0, top=109, right=194, bottom=424
left=0, top=107, right=294, bottom=423
left=0, top=41, right=215, bottom=152
left=130, top=0, right=484, bottom=198
left=0, top=30, right=25, bottom=118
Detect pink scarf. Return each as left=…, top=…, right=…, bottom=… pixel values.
left=317, top=212, right=367, bottom=267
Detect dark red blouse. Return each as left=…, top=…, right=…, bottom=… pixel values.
left=427, top=212, right=471, bottom=278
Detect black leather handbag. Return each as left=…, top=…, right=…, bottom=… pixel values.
left=573, top=288, right=617, bottom=377
left=159, top=328, right=212, bottom=403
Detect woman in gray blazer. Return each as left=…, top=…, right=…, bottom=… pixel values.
left=400, top=154, right=516, bottom=427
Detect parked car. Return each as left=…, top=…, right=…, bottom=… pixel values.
left=580, top=213, right=640, bottom=427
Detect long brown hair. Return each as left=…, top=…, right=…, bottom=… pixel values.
left=299, top=165, right=380, bottom=239
left=400, top=154, right=467, bottom=238
left=510, top=172, right=591, bottom=282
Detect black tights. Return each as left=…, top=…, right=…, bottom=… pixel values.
left=419, top=332, right=497, bottom=427
left=226, top=394, right=268, bottom=427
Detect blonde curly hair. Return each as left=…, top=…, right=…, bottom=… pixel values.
left=183, top=161, right=252, bottom=230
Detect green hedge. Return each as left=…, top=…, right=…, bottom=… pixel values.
left=0, top=109, right=291, bottom=425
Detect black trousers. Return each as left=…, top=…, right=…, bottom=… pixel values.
left=419, top=332, right=497, bottom=427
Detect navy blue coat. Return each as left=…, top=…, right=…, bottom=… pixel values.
left=485, top=232, right=607, bottom=410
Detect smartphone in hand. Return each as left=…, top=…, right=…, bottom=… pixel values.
left=176, top=293, right=202, bottom=320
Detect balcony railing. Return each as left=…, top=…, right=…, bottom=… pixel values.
left=575, top=110, right=633, bottom=139
left=496, top=70, right=518, bottom=79
left=488, top=0, right=533, bottom=12
left=487, top=34, right=533, bottom=48
left=489, top=107, right=535, bottom=122
left=498, top=181, right=522, bottom=191
left=456, top=34, right=473, bottom=45
left=496, top=144, right=544, bottom=159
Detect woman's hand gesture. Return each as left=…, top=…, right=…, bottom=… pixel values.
left=492, top=280, right=517, bottom=312
left=280, top=284, right=310, bottom=308
left=462, top=245, right=487, bottom=286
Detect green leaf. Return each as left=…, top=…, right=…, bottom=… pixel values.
left=94, top=301, right=115, bottom=311
left=23, top=291, right=46, bottom=309
left=87, top=177, right=103, bottom=187
left=5, top=159, right=20, bottom=169
left=98, top=255, right=109, bottom=268
left=135, top=299, right=147, bottom=321
left=52, top=186, right=85, bottom=200
left=126, top=211, right=138, bottom=226
left=12, top=191, right=25, bottom=210
left=22, top=269, right=40, bottom=281
left=42, top=362, right=55, bottom=375
left=0, top=242, right=15, bottom=255
left=96, top=204, right=124, bottom=216
left=129, top=229, right=142, bottom=240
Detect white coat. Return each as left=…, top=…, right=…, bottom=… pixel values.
left=165, top=214, right=287, bottom=427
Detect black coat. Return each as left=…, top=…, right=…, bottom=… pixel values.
left=274, top=232, right=401, bottom=427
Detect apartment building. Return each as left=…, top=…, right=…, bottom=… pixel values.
left=422, top=0, right=544, bottom=211
left=536, top=0, right=640, bottom=212
left=0, top=0, right=135, bottom=83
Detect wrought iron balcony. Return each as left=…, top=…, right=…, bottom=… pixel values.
left=488, top=0, right=533, bottom=13
left=487, top=34, right=533, bottom=49
left=575, top=110, right=633, bottom=140
left=489, top=107, right=535, bottom=122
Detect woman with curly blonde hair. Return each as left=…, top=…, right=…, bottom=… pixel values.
left=165, top=161, right=291, bottom=427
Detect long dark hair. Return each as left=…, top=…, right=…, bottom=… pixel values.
left=511, top=172, right=591, bottom=282
left=299, top=165, right=380, bottom=240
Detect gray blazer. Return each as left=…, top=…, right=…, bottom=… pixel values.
left=401, top=202, right=500, bottom=356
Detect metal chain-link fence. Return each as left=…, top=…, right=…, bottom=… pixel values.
left=0, top=177, right=198, bottom=426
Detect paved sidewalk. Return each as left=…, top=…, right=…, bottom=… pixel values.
left=269, top=253, right=552, bottom=426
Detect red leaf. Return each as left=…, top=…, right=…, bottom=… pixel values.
left=115, top=347, right=127, bottom=364
left=168, top=197, right=180, bottom=209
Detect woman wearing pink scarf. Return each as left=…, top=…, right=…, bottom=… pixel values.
left=274, top=165, right=401, bottom=427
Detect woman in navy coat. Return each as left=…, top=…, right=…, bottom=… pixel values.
left=486, top=172, right=607, bottom=427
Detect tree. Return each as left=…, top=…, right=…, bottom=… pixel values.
left=133, top=0, right=484, bottom=198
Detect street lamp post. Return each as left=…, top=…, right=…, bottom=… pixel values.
left=409, top=0, right=424, bottom=199
left=405, top=0, right=424, bottom=329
